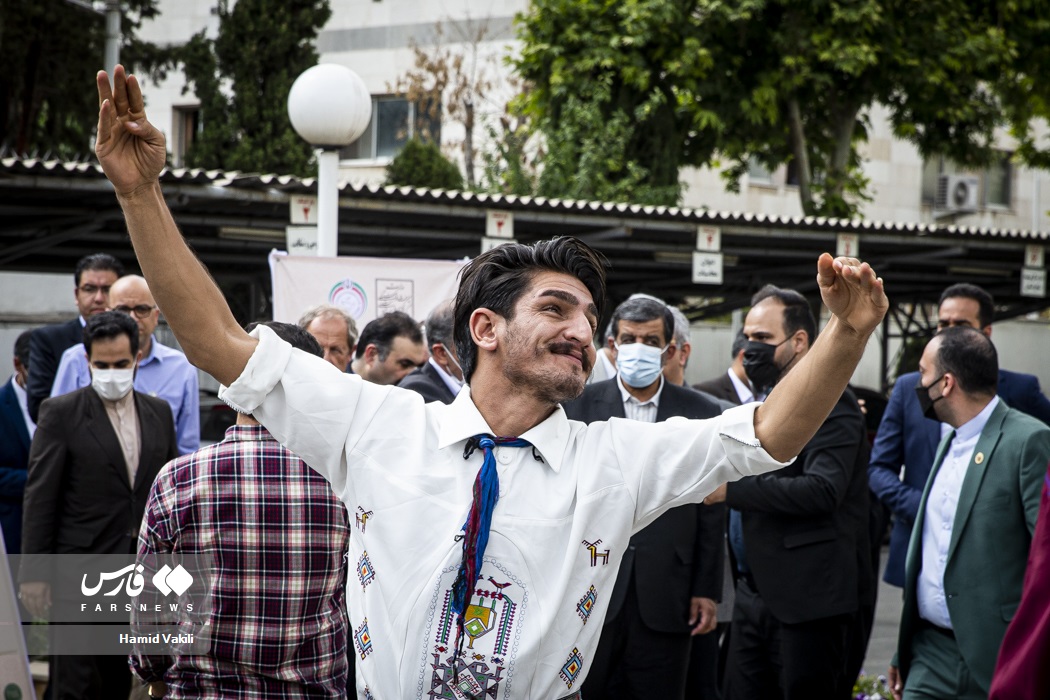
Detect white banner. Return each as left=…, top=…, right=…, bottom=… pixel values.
left=269, top=251, right=467, bottom=326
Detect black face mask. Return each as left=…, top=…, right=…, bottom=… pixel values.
left=742, top=339, right=793, bottom=396
left=915, top=375, right=946, bottom=420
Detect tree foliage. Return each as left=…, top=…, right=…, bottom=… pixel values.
left=392, top=20, right=503, bottom=189
left=384, top=138, right=464, bottom=190
left=515, top=0, right=702, bottom=206
left=1, top=0, right=169, bottom=159
left=516, top=0, right=1050, bottom=216
left=178, top=0, right=330, bottom=176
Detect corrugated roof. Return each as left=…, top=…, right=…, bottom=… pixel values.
left=5, top=155, right=1046, bottom=240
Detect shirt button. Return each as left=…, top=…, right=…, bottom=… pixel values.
left=497, top=449, right=513, bottom=465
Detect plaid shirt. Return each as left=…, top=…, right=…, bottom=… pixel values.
left=130, top=424, right=351, bottom=698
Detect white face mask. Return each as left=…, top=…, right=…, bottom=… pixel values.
left=615, top=342, right=668, bottom=388
left=437, top=344, right=464, bottom=387
left=91, top=368, right=135, bottom=401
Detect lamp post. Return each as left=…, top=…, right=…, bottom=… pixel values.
left=287, top=64, right=372, bottom=257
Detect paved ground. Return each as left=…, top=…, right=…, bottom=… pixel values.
left=863, top=547, right=905, bottom=679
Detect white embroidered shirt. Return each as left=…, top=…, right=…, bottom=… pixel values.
left=220, top=325, right=791, bottom=699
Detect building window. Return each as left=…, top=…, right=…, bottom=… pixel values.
left=747, top=157, right=773, bottom=185
left=984, top=154, right=1011, bottom=207
left=171, top=105, right=201, bottom=168
left=340, top=96, right=441, bottom=161
left=921, top=153, right=1012, bottom=208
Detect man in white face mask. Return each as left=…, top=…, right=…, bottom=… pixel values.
left=563, top=296, right=726, bottom=700
left=399, top=301, right=464, bottom=405
left=19, top=311, right=177, bottom=700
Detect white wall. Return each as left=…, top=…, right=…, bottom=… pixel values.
left=0, top=272, right=78, bottom=381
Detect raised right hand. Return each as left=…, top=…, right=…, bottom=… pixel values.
left=95, top=65, right=167, bottom=197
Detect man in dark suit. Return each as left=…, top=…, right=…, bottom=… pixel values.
left=564, top=296, right=725, bottom=700
left=705, top=285, right=870, bottom=700
left=694, top=332, right=751, bottom=405
left=888, top=327, right=1049, bottom=700
left=20, top=311, right=177, bottom=700
left=399, top=301, right=463, bottom=404
left=869, top=282, right=1050, bottom=588
left=348, top=311, right=427, bottom=385
left=0, top=331, right=34, bottom=554
left=26, top=253, right=124, bottom=422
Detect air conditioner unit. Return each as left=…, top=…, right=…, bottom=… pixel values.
left=936, top=173, right=979, bottom=213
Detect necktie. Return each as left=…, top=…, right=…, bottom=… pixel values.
left=451, top=435, right=533, bottom=660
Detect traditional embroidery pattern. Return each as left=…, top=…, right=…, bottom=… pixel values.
left=354, top=618, right=373, bottom=660
left=357, top=551, right=376, bottom=590
left=428, top=654, right=503, bottom=700
left=355, top=506, right=373, bottom=533
left=582, top=538, right=610, bottom=566
left=560, top=647, right=584, bottom=689
left=423, top=563, right=528, bottom=700
left=363, top=689, right=374, bottom=700
left=577, top=585, right=597, bottom=624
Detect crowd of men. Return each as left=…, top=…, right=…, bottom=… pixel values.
left=1, top=65, right=1048, bottom=700
left=6, top=243, right=1050, bottom=700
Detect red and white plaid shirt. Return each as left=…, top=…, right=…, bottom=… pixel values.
left=131, top=424, right=351, bottom=698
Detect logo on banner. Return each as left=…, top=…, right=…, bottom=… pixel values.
left=329, top=279, right=368, bottom=319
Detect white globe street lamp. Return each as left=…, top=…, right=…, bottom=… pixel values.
left=288, top=64, right=372, bottom=257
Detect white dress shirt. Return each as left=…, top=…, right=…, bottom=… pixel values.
left=220, top=325, right=791, bottom=699
left=617, top=375, right=663, bottom=423
left=917, top=396, right=999, bottom=629
left=727, top=369, right=754, bottom=405
left=11, top=376, right=35, bottom=438
left=429, top=357, right=464, bottom=397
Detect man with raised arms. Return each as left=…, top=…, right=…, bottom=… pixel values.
left=94, top=66, right=888, bottom=700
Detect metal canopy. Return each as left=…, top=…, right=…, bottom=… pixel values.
left=3, top=157, right=1048, bottom=339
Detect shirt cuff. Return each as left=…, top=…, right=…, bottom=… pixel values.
left=217, top=325, right=292, bottom=414
left=718, top=402, right=795, bottom=474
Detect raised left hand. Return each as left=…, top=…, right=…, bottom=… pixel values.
left=816, top=253, right=888, bottom=337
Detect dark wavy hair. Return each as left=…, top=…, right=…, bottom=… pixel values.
left=83, top=311, right=139, bottom=357
left=453, top=238, right=608, bottom=383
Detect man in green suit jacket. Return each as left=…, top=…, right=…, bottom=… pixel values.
left=888, top=327, right=1050, bottom=700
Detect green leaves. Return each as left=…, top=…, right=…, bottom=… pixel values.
left=516, top=0, right=1050, bottom=217
left=177, top=0, right=331, bottom=177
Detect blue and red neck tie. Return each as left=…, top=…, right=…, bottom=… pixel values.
left=450, top=435, right=533, bottom=661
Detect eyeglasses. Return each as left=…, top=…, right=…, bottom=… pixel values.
left=113, top=304, right=157, bottom=319
left=78, top=284, right=112, bottom=296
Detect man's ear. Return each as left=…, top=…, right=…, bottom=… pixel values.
left=363, top=344, right=379, bottom=364
left=792, top=329, right=809, bottom=354
left=665, top=343, right=678, bottom=362
left=470, top=308, right=500, bottom=353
